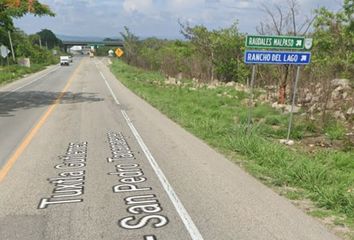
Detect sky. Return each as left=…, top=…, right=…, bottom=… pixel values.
left=14, top=0, right=343, bottom=39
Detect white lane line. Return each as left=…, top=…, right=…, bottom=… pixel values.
left=100, top=66, right=204, bottom=240
left=120, top=110, right=204, bottom=240
left=144, top=236, right=157, bottom=240
left=0, top=66, right=60, bottom=99
left=99, top=71, right=120, bottom=105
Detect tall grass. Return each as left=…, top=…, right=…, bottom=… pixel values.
left=111, top=59, right=354, bottom=225
left=0, top=63, right=56, bottom=85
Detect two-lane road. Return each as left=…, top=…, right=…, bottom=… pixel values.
left=0, top=57, right=340, bottom=240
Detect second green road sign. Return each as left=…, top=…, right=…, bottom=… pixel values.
left=246, top=35, right=313, bottom=50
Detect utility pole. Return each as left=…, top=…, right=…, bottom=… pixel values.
left=39, top=36, right=42, bottom=48
left=8, top=31, right=16, bottom=62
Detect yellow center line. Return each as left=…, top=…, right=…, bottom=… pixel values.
left=0, top=59, right=84, bottom=183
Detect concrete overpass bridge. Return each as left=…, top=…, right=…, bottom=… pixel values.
left=62, top=40, right=124, bottom=52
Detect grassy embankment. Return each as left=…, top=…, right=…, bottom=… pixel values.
left=0, top=61, right=58, bottom=86
left=111, top=59, right=354, bottom=238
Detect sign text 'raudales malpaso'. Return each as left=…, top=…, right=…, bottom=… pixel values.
left=246, top=35, right=313, bottom=50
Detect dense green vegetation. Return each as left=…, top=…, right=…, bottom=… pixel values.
left=120, top=1, right=354, bottom=84
left=111, top=59, right=354, bottom=238
left=0, top=0, right=54, bottom=30
left=0, top=27, right=60, bottom=84
left=0, top=63, right=46, bottom=84
left=312, top=0, right=354, bottom=79
left=0, top=1, right=59, bottom=83
left=120, top=0, right=353, bottom=126
left=95, top=46, right=114, bottom=57
left=121, top=23, right=249, bottom=83
left=34, top=28, right=62, bottom=49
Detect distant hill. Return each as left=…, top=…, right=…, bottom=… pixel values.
left=57, top=34, right=182, bottom=42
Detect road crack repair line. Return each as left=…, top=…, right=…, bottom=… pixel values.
left=98, top=68, right=204, bottom=240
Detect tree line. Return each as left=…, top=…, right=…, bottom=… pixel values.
left=0, top=0, right=60, bottom=65
left=121, top=22, right=248, bottom=84
left=120, top=0, right=353, bottom=105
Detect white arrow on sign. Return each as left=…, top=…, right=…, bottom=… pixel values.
left=0, top=45, right=11, bottom=58
left=301, top=55, right=308, bottom=62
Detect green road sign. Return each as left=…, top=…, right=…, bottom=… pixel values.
left=90, top=43, right=105, bottom=48
left=246, top=35, right=312, bottom=50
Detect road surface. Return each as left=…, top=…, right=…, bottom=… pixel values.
left=0, top=57, right=340, bottom=240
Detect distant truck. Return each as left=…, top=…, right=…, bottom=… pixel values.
left=60, top=56, right=70, bottom=66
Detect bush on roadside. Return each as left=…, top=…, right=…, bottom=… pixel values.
left=0, top=64, right=47, bottom=84
left=324, top=119, right=347, bottom=140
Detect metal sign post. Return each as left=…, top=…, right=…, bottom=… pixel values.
left=247, top=65, right=256, bottom=132
left=244, top=34, right=312, bottom=141
left=286, top=66, right=301, bottom=141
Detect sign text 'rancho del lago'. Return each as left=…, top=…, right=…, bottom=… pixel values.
left=244, top=50, right=311, bottom=65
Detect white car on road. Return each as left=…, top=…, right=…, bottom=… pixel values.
left=60, top=56, right=70, bottom=66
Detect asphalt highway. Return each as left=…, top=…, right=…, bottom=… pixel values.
left=0, top=56, right=340, bottom=240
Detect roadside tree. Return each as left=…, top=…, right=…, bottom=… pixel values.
left=0, top=0, right=54, bottom=30
left=257, top=0, right=314, bottom=104
left=36, top=28, right=62, bottom=49
left=120, top=26, right=140, bottom=65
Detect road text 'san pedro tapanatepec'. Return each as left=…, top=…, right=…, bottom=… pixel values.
left=107, top=132, right=168, bottom=240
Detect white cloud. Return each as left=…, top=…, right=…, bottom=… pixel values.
left=123, top=0, right=153, bottom=14
left=14, top=0, right=339, bottom=38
